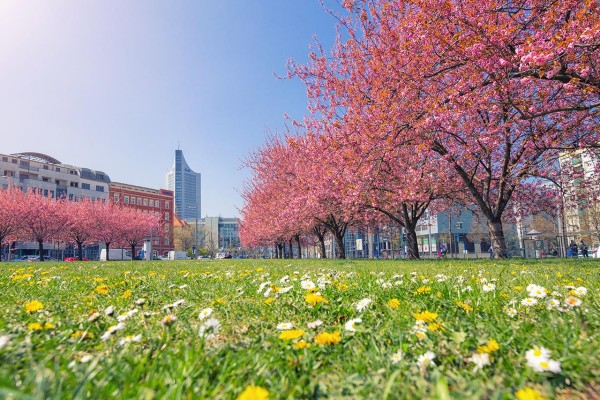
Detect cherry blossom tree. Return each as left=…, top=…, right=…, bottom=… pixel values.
left=61, top=198, right=98, bottom=261
left=0, top=185, right=25, bottom=260
left=93, top=201, right=124, bottom=261
left=120, top=207, right=163, bottom=261
left=20, top=190, right=64, bottom=262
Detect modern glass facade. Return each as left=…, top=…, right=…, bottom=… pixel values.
left=165, top=150, right=201, bottom=221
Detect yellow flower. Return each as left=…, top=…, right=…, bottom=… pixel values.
left=255, top=268, right=264, bottom=272
left=237, top=385, right=269, bottom=400
left=388, top=299, right=400, bottom=309
left=28, top=322, right=43, bottom=331
left=413, top=311, right=438, bottom=322
left=415, top=286, right=431, bottom=294
left=12, top=274, right=33, bottom=281
left=120, top=290, right=132, bottom=299
left=294, top=340, right=311, bottom=350
left=305, top=293, right=328, bottom=306
left=44, top=322, right=55, bottom=329
left=279, top=329, right=304, bottom=340
left=427, top=323, right=445, bottom=332
left=515, top=387, right=547, bottom=400
left=264, top=298, right=274, bottom=305
left=212, top=298, right=226, bottom=305
left=478, top=339, right=500, bottom=354
left=25, top=300, right=44, bottom=314
left=71, top=330, right=94, bottom=340
left=314, top=331, right=341, bottom=345
left=455, top=301, right=473, bottom=312
left=93, top=285, right=109, bottom=295
left=514, top=286, right=523, bottom=291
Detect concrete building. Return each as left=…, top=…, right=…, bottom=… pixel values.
left=109, top=182, right=175, bottom=257
left=1, top=152, right=110, bottom=200
left=195, top=216, right=240, bottom=254
left=165, top=150, right=201, bottom=222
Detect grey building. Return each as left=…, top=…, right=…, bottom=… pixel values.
left=165, top=149, right=201, bottom=222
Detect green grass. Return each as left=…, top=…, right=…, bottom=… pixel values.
left=0, top=259, right=599, bottom=399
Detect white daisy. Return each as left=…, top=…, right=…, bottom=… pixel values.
left=135, top=298, right=146, bottom=306
left=564, top=296, right=582, bottom=307
left=161, top=314, right=177, bottom=326
left=198, top=308, right=213, bottom=320
left=104, top=305, right=115, bottom=316
left=467, top=352, right=491, bottom=372
left=277, top=322, right=294, bottom=331
left=417, top=351, right=436, bottom=368
left=525, top=346, right=551, bottom=364
left=390, top=350, right=403, bottom=364
left=0, top=335, right=10, bottom=350
left=307, top=320, right=323, bottom=329
left=521, top=298, right=538, bottom=307
left=546, top=299, right=560, bottom=309
left=505, top=308, right=518, bottom=318
left=573, top=287, right=587, bottom=297
left=301, top=280, right=316, bottom=290
left=482, top=283, right=496, bottom=292
left=356, top=298, right=372, bottom=312
left=199, top=318, right=221, bottom=339
left=344, top=318, right=362, bottom=332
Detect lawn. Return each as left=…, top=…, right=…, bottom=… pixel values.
left=0, top=259, right=598, bottom=399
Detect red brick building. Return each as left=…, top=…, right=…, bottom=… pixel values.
left=109, top=182, right=174, bottom=257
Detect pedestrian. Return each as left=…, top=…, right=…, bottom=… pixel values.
left=488, top=245, right=494, bottom=259
left=580, top=240, right=589, bottom=258
left=569, top=240, right=578, bottom=258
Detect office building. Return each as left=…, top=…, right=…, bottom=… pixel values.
left=165, top=150, right=201, bottom=222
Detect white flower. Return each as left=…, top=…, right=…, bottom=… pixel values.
left=279, top=275, right=290, bottom=283
left=87, top=312, right=100, bottom=322
left=118, top=334, right=142, bottom=346
left=546, top=299, right=560, bottom=309
left=135, top=298, right=146, bottom=306
left=356, top=298, right=372, bottom=312
left=564, top=296, right=582, bottom=308
left=198, top=308, right=213, bottom=320
left=573, top=287, right=587, bottom=297
left=117, top=309, right=138, bottom=322
left=0, top=335, right=10, bottom=350
left=467, top=352, right=491, bottom=372
left=257, top=281, right=270, bottom=294
left=104, top=306, right=115, bottom=316
left=173, top=299, right=185, bottom=307
left=301, top=280, right=316, bottom=290
left=417, top=351, right=436, bottom=368
left=390, top=350, right=403, bottom=364
left=80, top=354, right=92, bottom=363
left=505, top=308, right=517, bottom=318
left=525, top=346, right=551, bottom=364
left=463, top=285, right=473, bottom=292
left=199, top=318, right=221, bottom=339
left=161, top=314, right=177, bottom=326
left=527, top=284, right=548, bottom=299
left=100, top=323, right=126, bottom=340
left=344, top=318, right=362, bottom=332
left=278, top=286, right=293, bottom=294
left=527, top=354, right=561, bottom=373
left=307, top=320, right=323, bottom=329
left=482, top=283, right=496, bottom=292
left=277, top=322, right=293, bottom=331
left=381, top=282, right=392, bottom=289
left=521, top=298, right=538, bottom=307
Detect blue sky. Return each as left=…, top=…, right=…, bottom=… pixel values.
left=0, top=1, right=339, bottom=217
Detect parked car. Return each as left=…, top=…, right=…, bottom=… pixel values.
left=12, top=255, right=40, bottom=262
left=64, top=257, right=91, bottom=262
left=591, top=244, right=600, bottom=258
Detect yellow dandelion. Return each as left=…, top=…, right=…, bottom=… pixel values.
left=415, top=286, right=431, bottom=294
left=120, top=290, right=133, bottom=299
left=427, top=323, right=445, bottom=332
left=25, top=300, right=44, bottom=314
left=294, top=340, right=311, bottom=350
left=515, top=387, right=547, bottom=400
left=264, top=298, right=274, bottom=305
left=44, top=322, right=55, bottom=329
left=93, top=285, right=109, bottom=295
left=237, top=385, right=269, bottom=400
left=413, top=311, right=438, bottom=322
left=71, top=331, right=94, bottom=340
left=478, top=339, right=500, bottom=354
left=455, top=301, right=473, bottom=312
left=28, top=322, right=43, bottom=331
left=305, top=293, right=328, bottom=306
left=314, top=331, right=341, bottom=345
left=388, top=298, right=400, bottom=309
left=279, top=329, right=304, bottom=340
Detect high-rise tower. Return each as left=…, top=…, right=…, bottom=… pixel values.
left=165, top=150, right=201, bottom=221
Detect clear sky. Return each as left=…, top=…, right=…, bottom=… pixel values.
left=0, top=1, right=339, bottom=217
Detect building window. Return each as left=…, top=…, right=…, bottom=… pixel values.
left=137, top=198, right=142, bottom=205
left=165, top=201, right=170, bottom=209
left=96, top=185, right=104, bottom=192
left=81, top=183, right=91, bottom=190
left=70, top=182, right=78, bottom=188
left=1, top=157, right=7, bottom=162
left=155, top=200, right=160, bottom=208
left=69, top=170, right=76, bottom=175
left=56, top=167, right=60, bottom=172
left=164, top=212, right=169, bottom=220
left=124, top=196, right=129, bottom=204
left=11, top=159, right=17, bottom=164
left=68, top=194, right=73, bottom=200
left=113, top=194, right=119, bottom=202
left=456, top=222, right=463, bottom=229
left=164, top=238, right=170, bottom=245
left=143, top=198, right=148, bottom=206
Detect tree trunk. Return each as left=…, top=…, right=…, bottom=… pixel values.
left=277, top=242, right=284, bottom=259
left=105, top=242, right=111, bottom=261
left=37, top=239, right=45, bottom=262
left=131, top=243, right=136, bottom=261
left=487, top=218, right=507, bottom=259
left=405, top=224, right=420, bottom=260
left=288, top=238, right=294, bottom=258
left=77, top=241, right=84, bottom=261
left=312, top=225, right=327, bottom=259
left=334, top=231, right=346, bottom=259
left=295, top=235, right=302, bottom=259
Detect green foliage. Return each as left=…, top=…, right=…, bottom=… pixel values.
left=0, top=259, right=598, bottom=399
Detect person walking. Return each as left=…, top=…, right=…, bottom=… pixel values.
left=580, top=240, right=589, bottom=258
left=488, top=245, right=494, bottom=259
left=569, top=240, right=579, bottom=258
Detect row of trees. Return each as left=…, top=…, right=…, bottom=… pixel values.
left=240, top=0, right=599, bottom=259
left=0, top=186, right=162, bottom=261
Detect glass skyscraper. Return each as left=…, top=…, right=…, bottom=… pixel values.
left=165, top=150, right=201, bottom=221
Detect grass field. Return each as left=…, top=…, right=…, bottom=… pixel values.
left=0, top=258, right=599, bottom=399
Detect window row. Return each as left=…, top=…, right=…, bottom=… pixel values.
left=113, top=194, right=170, bottom=209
